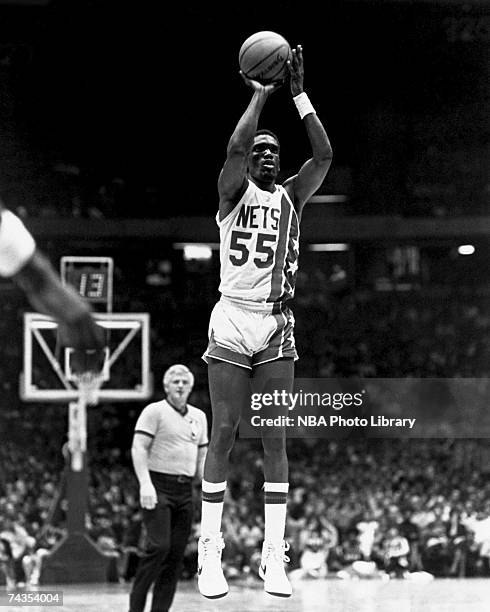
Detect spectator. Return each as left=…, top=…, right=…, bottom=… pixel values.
left=383, top=526, right=410, bottom=578
left=290, top=535, right=329, bottom=580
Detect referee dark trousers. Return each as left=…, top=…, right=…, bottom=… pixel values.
left=129, top=472, right=194, bottom=612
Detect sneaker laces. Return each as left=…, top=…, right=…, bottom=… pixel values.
left=263, top=540, right=290, bottom=565
left=201, top=534, right=225, bottom=560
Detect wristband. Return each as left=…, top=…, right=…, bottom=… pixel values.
left=293, top=92, right=316, bottom=120
left=0, top=209, right=36, bottom=277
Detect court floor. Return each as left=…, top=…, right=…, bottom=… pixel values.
left=2, top=578, right=489, bottom=612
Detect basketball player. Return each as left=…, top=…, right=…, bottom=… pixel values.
left=0, top=203, right=104, bottom=369
left=129, top=365, right=208, bottom=612
left=198, top=45, right=333, bottom=598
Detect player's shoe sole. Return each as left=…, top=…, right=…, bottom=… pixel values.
left=200, top=591, right=228, bottom=599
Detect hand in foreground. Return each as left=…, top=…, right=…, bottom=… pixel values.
left=59, top=311, right=105, bottom=352
left=59, top=312, right=106, bottom=376
left=287, top=44, right=304, bottom=97
left=140, top=482, right=158, bottom=510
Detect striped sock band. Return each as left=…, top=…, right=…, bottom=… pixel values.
left=264, top=490, right=288, bottom=504
left=201, top=480, right=226, bottom=537
left=264, top=482, right=289, bottom=545
left=202, top=489, right=226, bottom=503
left=202, top=479, right=226, bottom=503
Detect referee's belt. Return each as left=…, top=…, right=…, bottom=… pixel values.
left=152, top=471, right=193, bottom=484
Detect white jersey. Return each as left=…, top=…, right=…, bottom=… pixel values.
left=217, top=179, right=300, bottom=313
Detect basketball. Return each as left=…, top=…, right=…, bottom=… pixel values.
left=239, top=31, right=291, bottom=84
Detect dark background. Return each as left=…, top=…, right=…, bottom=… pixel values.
left=0, top=0, right=488, bottom=217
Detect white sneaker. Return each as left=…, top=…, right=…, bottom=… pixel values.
left=197, top=533, right=229, bottom=599
left=259, top=540, right=292, bottom=597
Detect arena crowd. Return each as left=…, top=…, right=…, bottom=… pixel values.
left=1, top=280, right=489, bottom=586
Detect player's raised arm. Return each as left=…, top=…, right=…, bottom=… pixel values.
left=218, top=76, right=280, bottom=220
left=14, top=251, right=88, bottom=324
left=14, top=251, right=104, bottom=354
left=0, top=205, right=104, bottom=366
left=282, top=45, right=333, bottom=215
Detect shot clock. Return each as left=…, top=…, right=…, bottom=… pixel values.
left=60, top=256, right=113, bottom=312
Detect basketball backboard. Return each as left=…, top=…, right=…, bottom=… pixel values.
left=21, top=312, right=152, bottom=402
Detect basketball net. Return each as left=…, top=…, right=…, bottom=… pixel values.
left=73, top=370, right=104, bottom=407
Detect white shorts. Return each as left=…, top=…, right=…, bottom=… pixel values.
left=202, top=297, right=298, bottom=370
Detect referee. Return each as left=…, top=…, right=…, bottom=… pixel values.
left=129, top=364, right=208, bottom=612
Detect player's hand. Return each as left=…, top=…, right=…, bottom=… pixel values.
left=59, top=312, right=106, bottom=375
left=287, top=44, right=304, bottom=97
left=140, top=482, right=158, bottom=510
left=59, top=311, right=104, bottom=352
left=68, top=347, right=107, bottom=379
left=240, top=71, right=282, bottom=96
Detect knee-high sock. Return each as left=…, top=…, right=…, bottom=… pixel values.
left=201, top=479, right=226, bottom=537
left=264, top=482, right=289, bottom=546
